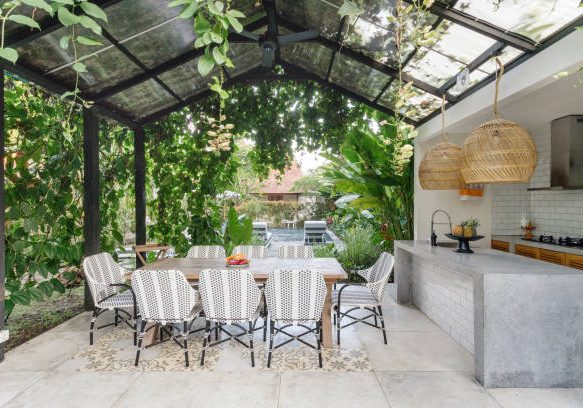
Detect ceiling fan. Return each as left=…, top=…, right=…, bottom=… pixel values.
left=236, top=0, right=319, bottom=68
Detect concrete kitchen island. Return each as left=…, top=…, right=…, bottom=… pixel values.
left=394, top=240, right=583, bottom=388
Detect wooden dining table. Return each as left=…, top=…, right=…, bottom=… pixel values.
left=138, top=257, right=348, bottom=348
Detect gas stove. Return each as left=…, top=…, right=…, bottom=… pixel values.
left=523, top=235, right=583, bottom=248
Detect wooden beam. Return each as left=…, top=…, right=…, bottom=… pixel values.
left=83, top=108, right=100, bottom=310
left=134, top=127, right=146, bottom=268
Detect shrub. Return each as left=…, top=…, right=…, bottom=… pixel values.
left=337, top=225, right=383, bottom=277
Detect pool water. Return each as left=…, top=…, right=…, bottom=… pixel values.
left=268, top=227, right=332, bottom=256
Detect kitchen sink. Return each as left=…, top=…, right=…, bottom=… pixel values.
left=434, top=242, right=458, bottom=248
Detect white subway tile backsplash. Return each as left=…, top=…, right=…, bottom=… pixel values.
left=492, top=127, right=583, bottom=237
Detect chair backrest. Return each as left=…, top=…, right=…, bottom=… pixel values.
left=83, top=253, right=125, bottom=303
left=198, top=269, right=261, bottom=323
left=265, top=269, right=327, bottom=323
left=304, top=221, right=327, bottom=233
left=232, top=245, right=269, bottom=259
left=131, top=269, right=197, bottom=322
left=186, top=245, right=226, bottom=259
left=276, top=244, right=314, bottom=259
left=365, top=252, right=395, bottom=302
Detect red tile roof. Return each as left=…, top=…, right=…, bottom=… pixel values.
left=259, top=161, right=304, bottom=194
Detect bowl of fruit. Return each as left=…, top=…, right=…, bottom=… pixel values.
left=226, top=253, right=250, bottom=268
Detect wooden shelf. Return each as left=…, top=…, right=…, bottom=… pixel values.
left=491, top=239, right=510, bottom=252
left=492, top=239, right=583, bottom=270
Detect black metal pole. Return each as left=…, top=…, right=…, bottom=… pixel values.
left=83, top=107, right=100, bottom=310
left=134, top=127, right=146, bottom=267
left=0, top=65, right=6, bottom=362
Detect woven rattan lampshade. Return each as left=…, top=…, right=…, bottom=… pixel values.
left=419, top=141, right=463, bottom=189
left=461, top=118, right=537, bottom=184
left=418, top=96, right=463, bottom=190
left=461, top=59, right=537, bottom=184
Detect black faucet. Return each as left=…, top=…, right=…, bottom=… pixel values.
left=430, top=209, right=452, bottom=247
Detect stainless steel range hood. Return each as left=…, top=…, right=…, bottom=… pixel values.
left=550, top=115, right=583, bottom=190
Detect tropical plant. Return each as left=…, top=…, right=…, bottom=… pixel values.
left=223, top=206, right=253, bottom=256
left=313, top=243, right=337, bottom=258
left=323, top=115, right=415, bottom=249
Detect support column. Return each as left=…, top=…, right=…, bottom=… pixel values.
left=134, top=127, right=146, bottom=267
left=83, top=107, right=100, bottom=311
left=0, top=66, right=6, bottom=362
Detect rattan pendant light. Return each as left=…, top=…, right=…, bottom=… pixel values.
left=461, top=59, right=537, bottom=184
left=418, top=96, right=463, bottom=190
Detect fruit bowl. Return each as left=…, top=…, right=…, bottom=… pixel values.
left=226, top=253, right=250, bottom=268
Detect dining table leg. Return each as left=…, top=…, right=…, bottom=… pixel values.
left=321, top=281, right=335, bottom=348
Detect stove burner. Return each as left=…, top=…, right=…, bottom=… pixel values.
left=536, top=235, right=583, bottom=248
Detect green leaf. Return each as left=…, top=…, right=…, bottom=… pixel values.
left=80, top=2, right=108, bottom=23
left=338, top=0, right=364, bottom=18
left=52, top=0, right=75, bottom=5
left=8, top=15, right=41, bottom=29
left=177, top=1, right=198, bottom=18
left=38, top=281, right=54, bottom=297
left=28, top=287, right=45, bottom=302
left=212, top=46, right=226, bottom=64
left=198, top=53, right=215, bottom=76
left=225, top=14, right=243, bottom=33
left=194, top=14, right=212, bottom=35
left=59, top=35, right=71, bottom=50
left=50, top=278, right=66, bottom=294
left=77, top=35, right=102, bottom=46
left=207, top=0, right=223, bottom=15
left=79, top=15, right=102, bottom=35
left=194, top=37, right=206, bottom=48
left=63, top=271, right=77, bottom=281
left=10, top=291, right=31, bottom=306
left=57, top=7, right=80, bottom=26
left=22, top=0, right=54, bottom=14
left=168, top=0, right=191, bottom=7
left=73, top=62, right=87, bottom=73
left=227, top=9, right=246, bottom=18
left=209, top=31, right=223, bottom=44
left=0, top=47, right=18, bottom=64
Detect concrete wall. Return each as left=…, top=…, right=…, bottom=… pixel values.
left=414, top=133, right=492, bottom=244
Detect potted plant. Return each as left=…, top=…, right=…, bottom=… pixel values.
left=462, top=217, right=480, bottom=237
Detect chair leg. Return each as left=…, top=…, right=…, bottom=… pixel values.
left=114, top=309, right=119, bottom=327
left=248, top=321, right=255, bottom=368
left=377, top=306, right=387, bottom=345
left=336, top=306, right=342, bottom=346
left=134, top=320, right=148, bottom=367
left=316, top=321, right=323, bottom=368
left=90, top=308, right=98, bottom=345
left=200, top=321, right=211, bottom=366
left=267, top=320, right=275, bottom=368
left=183, top=321, right=189, bottom=367
left=373, top=309, right=378, bottom=328
left=215, top=322, right=220, bottom=341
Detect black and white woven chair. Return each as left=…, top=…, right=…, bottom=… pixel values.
left=186, top=245, right=226, bottom=259
left=83, top=253, right=138, bottom=346
left=131, top=269, right=202, bottom=367
left=198, top=269, right=263, bottom=367
left=276, top=244, right=314, bottom=259
left=333, top=252, right=395, bottom=345
left=232, top=245, right=269, bottom=259
left=265, top=269, right=327, bottom=368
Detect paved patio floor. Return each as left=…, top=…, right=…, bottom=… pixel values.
left=1, top=285, right=582, bottom=408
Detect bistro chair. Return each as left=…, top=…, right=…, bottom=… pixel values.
left=276, top=244, right=314, bottom=259
left=265, top=269, right=327, bottom=368
left=186, top=245, right=226, bottom=259
left=333, top=252, right=394, bottom=345
left=198, top=269, right=263, bottom=367
left=232, top=245, right=269, bottom=259
left=83, top=253, right=138, bottom=346
left=131, top=269, right=202, bottom=367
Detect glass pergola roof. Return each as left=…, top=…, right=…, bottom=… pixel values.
left=4, top=0, right=583, bottom=127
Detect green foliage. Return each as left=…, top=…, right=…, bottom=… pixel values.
left=313, top=243, right=337, bottom=258
left=323, top=116, right=415, bottom=247
left=3, top=79, right=131, bottom=319
left=145, top=108, right=239, bottom=256
left=223, top=206, right=253, bottom=255
left=337, top=225, right=383, bottom=277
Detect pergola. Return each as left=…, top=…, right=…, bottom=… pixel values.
left=0, top=0, right=582, bottom=361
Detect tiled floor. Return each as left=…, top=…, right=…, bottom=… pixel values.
left=1, top=285, right=583, bottom=408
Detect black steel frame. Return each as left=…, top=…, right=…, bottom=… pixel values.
left=89, top=283, right=138, bottom=346
left=267, top=320, right=323, bottom=368
left=135, top=320, right=191, bottom=367
left=335, top=283, right=388, bottom=346
left=200, top=318, right=260, bottom=367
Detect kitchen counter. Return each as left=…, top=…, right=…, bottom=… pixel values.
left=394, top=240, right=583, bottom=388
left=492, top=234, right=583, bottom=256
